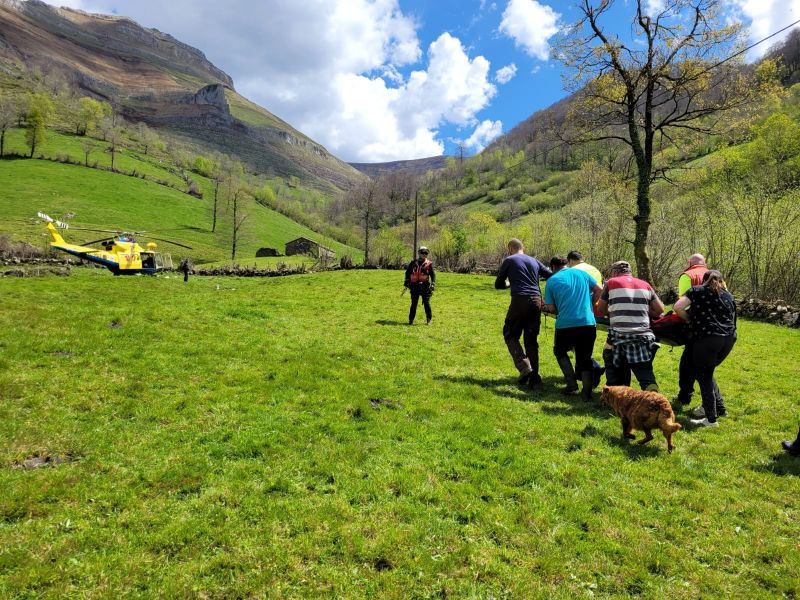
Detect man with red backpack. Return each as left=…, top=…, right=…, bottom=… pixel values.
left=404, top=246, right=436, bottom=325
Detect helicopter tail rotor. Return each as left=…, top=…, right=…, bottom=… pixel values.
left=37, top=212, right=70, bottom=230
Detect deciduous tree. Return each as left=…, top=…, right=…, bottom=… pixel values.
left=0, top=95, right=18, bottom=157
left=556, top=0, right=764, bottom=282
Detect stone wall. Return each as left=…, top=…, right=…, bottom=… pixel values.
left=737, top=298, right=800, bottom=328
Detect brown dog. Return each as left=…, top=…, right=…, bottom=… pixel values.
left=600, top=385, right=682, bottom=453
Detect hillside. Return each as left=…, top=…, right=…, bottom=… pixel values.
left=350, top=156, right=449, bottom=178
left=0, top=128, right=362, bottom=264
left=0, top=0, right=365, bottom=193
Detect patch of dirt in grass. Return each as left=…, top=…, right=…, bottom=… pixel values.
left=369, top=397, right=402, bottom=410
left=12, top=451, right=77, bottom=470
left=373, top=557, right=393, bottom=571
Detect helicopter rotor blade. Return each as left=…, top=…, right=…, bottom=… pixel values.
left=67, top=227, right=123, bottom=234
left=80, top=237, right=116, bottom=246
left=147, top=236, right=193, bottom=250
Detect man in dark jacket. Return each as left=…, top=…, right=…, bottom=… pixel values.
left=495, top=238, right=552, bottom=387
left=404, top=246, right=435, bottom=325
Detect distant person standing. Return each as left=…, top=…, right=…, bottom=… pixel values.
left=178, top=257, right=193, bottom=282
left=673, top=270, right=737, bottom=428
left=596, top=261, right=664, bottom=391
left=495, top=239, right=552, bottom=388
left=543, top=256, right=603, bottom=399
left=674, top=253, right=710, bottom=407
left=404, top=246, right=435, bottom=325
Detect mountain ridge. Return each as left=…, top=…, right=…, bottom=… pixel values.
left=0, top=0, right=365, bottom=192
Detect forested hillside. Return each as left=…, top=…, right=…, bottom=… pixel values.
left=339, top=31, right=800, bottom=304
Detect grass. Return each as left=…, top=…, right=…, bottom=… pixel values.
left=0, top=269, right=798, bottom=597
left=0, top=157, right=361, bottom=264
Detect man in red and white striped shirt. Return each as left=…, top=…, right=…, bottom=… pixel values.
left=596, top=261, right=664, bottom=391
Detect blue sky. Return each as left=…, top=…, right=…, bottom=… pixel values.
left=44, top=0, right=800, bottom=162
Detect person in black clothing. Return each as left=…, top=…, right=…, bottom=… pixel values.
left=178, top=258, right=193, bottom=282
left=404, top=246, right=435, bottom=325
left=673, top=270, right=737, bottom=428
left=495, top=238, right=552, bottom=388
left=783, top=426, right=800, bottom=456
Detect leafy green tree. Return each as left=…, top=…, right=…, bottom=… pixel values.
left=25, top=94, right=53, bottom=158
left=556, top=0, right=759, bottom=283
left=71, top=97, right=112, bottom=136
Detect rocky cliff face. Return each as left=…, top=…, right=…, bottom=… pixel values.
left=0, top=0, right=364, bottom=192
left=0, top=0, right=233, bottom=90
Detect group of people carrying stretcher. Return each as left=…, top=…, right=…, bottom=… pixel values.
left=494, top=241, right=735, bottom=430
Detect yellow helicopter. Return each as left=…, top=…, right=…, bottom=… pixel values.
left=39, top=212, right=192, bottom=275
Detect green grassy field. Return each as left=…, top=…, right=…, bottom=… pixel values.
left=0, top=156, right=361, bottom=264
left=1, top=270, right=798, bottom=597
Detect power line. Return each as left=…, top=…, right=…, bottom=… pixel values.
left=490, top=18, right=800, bottom=178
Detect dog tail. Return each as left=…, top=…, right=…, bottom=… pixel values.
left=660, top=407, right=682, bottom=433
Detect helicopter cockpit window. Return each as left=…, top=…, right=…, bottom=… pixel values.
left=142, top=253, right=156, bottom=269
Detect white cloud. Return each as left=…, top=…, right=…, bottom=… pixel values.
left=39, top=0, right=498, bottom=162
left=730, top=0, right=800, bottom=56
left=644, top=0, right=666, bottom=16
left=464, top=119, right=503, bottom=152
left=495, top=63, right=518, bottom=84
left=499, top=0, right=560, bottom=60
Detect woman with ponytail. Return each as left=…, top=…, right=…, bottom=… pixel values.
left=673, top=270, right=737, bottom=427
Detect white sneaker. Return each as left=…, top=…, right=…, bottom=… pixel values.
left=690, top=406, right=705, bottom=418
left=690, top=418, right=719, bottom=428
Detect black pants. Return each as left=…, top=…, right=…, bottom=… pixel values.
left=409, top=288, right=432, bottom=323
left=503, top=295, right=541, bottom=376
left=677, top=343, right=694, bottom=403
left=553, top=326, right=597, bottom=373
left=603, top=349, right=657, bottom=390
left=692, top=334, right=736, bottom=422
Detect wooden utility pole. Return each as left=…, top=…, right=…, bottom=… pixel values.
left=412, top=189, right=419, bottom=259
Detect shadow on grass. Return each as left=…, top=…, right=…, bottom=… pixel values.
left=608, top=433, right=665, bottom=459
left=751, top=453, right=800, bottom=477
left=375, top=320, right=409, bottom=327
left=538, top=395, right=610, bottom=418
left=434, top=374, right=535, bottom=400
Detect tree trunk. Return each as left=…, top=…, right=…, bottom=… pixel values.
left=363, top=207, right=370, bottom=265
left=0, top=130, right=4, bottom=158
left=231, top=195, right=238, bottom=261
left=633, top=167, right=653, bottom=283
left=29, top=138, right=35, bottom=158
left=212, top=179, right=219, bottom=232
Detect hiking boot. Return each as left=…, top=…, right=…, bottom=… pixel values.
left=645, top=383, right=660, bottom=392
left=690, top=405, right=705, bottom=418
left=527, top=373, right=543, bottom=389
left=782, top=427, right=800, bottom=456
left=557, top=357, right=579, bottom=395
left=518, top=371, right=532, bottom=386
left=580, top=371, right=593, bottom=401
left=591, top=363, right=605, bottom=389
left=426, top=318, right=431, bottom=325
left=690, top=418, right=719, bottom=428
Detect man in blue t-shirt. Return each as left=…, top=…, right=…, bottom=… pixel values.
left=543, top=256, right=603, bottom=400
left=495, top=238, right=552, bottom=388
